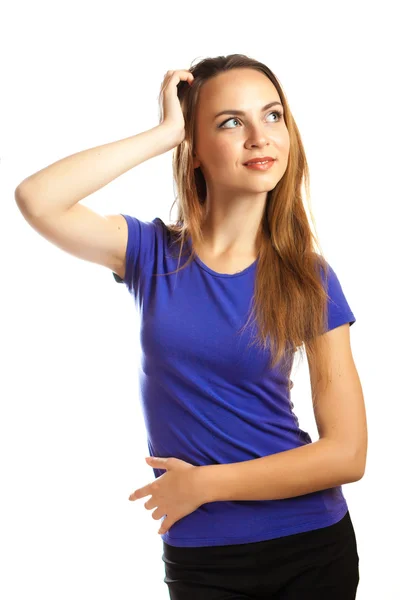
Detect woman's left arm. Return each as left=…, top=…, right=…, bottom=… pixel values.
left=199, top=323, right=367, bottom=503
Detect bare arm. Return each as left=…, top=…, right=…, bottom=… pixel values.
left=14, top=68, right=191, bottom=277
left=14, top=125, right=180, bottom=279
left=15, top=124, right=180, bottom=218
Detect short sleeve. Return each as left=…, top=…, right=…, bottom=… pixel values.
left=323, top=262, right=356, bottom=333
left=112, top=214, right=159, bottom=295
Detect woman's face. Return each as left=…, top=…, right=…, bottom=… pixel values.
left=192, top=68, right=290, bottom=197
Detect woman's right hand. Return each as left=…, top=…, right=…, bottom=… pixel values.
left=158, top=69, right=194, bottom=147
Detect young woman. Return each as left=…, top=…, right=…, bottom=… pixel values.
left=15, top=54, right=367, bottom=600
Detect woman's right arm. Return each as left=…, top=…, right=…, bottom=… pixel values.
left=14, top=125, right=181, bottom=280
left=15, top=125, right=180, bottom=218
left=14, top=70, right=193, bottom=279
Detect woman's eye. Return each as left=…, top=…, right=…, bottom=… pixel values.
left=219, top=110, right=283, bottom=129
left=220, top=117, right=240, bottom=128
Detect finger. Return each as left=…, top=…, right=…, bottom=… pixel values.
left=144, top=497, right=157, bottom=510
left=146, top=456, right=169, bottom=467
left=129, top=486, right=151, bottom=501
left=158, top=518, right=172, bottom=535
left=150, top=506, right=167, bottom=522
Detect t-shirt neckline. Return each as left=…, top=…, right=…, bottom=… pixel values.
left=187, top=236, right=258, bottom=279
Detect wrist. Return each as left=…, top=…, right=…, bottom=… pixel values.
left=196, top=464, right=220, bottom=504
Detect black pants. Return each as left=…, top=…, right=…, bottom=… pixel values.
left=162, top=510, right=359, bottom=599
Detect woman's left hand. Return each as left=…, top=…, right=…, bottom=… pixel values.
left=128, top=456, right=206, bottom=535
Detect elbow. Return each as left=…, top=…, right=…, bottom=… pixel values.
left=349, top=447, right=367, bottom=481
left=325, top=438, right=366, bottom=482
left=331, top=440, right=366, bottom=482
left=15, top=184, right=31, bottom=213
left=15, top=183, right=40, bottom=220
left=352, top=465, right=365, bottom=482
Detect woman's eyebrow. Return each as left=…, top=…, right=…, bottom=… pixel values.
left=213, top=101, right=283, bottom=120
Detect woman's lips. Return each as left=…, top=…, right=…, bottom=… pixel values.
left=244, top=160, right=275, bottom=171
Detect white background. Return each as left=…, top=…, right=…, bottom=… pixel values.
left=2, top=1, right=398, bottom=598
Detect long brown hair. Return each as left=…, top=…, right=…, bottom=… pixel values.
left=154, top=53, right=332, bottom=392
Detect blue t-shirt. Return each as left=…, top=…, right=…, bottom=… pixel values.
left=113, top=215, right=356, bottom=548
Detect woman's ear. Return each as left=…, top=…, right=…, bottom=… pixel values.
left=193, top=153, right=201, bottom=169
